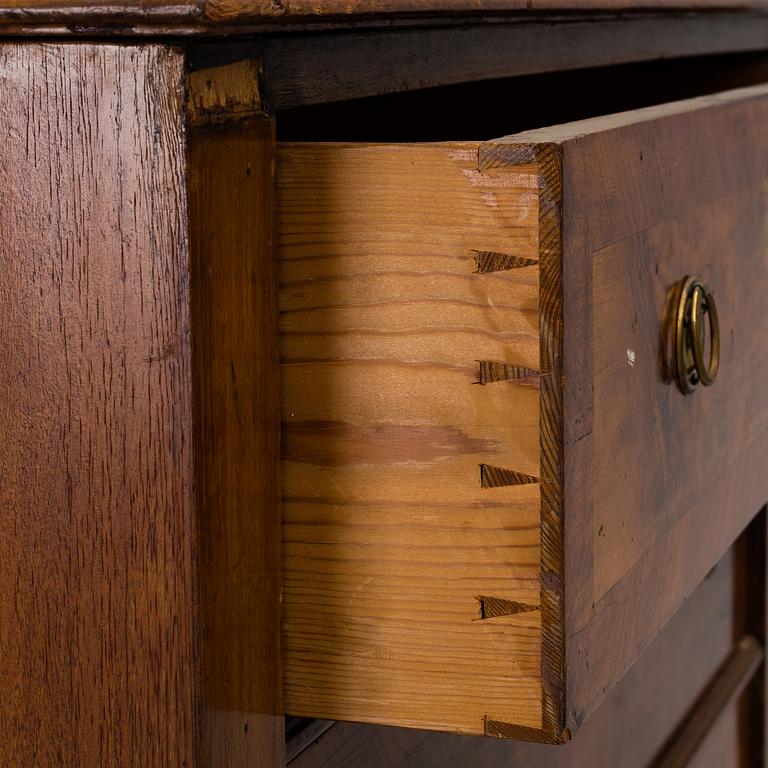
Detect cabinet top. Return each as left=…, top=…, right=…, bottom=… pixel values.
left=0, top=0, right=764, bottom=36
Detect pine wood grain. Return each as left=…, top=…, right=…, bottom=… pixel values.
left=278, top=143, right=546, bottom=734
left=290, top=546, right=739, bottom=767
left=0, top=43, right=196, bottom=767
left=187, top=57, right=262, bottom=125
left=188, top=63, right=284, bottom=767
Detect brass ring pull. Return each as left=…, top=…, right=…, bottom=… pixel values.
left=673, top=276, right=720, bottom=395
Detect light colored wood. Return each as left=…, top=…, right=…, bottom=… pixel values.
left=290, top=546, right=739, bottom=768
left=187, top=57, right=262, bottom=125
left=278, top=143, right=545, bottom=734
left=278, top=84, right=768, bottom=743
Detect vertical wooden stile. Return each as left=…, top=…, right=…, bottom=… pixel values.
left=187, top=58, right=284, bottom=767
left=0, top=44, right=198, bottom=767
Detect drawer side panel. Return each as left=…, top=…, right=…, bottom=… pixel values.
left=278, top=143, right=546, bottom=735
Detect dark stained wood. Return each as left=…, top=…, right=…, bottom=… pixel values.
left=0, top=43, right=197, bottom=767
left=0, top=1, right=760, bottom=23
left=289, top=547, right=738, bottom=767
left=1, top=2, right=768, bottom=36
left=483, top=143, right=565, bottom=743
left=488, top=83, right=768, bottom=735
left=733, top=508, right=767, bottom=767
left=685, top=703, right=740, bottom=768
left=650, top=636, right=762, bottom=767
left=261, top=17, right=768, bottom=109
left=187, top=62, right=284, bottom=766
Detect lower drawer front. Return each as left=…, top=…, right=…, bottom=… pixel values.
left=278, top=84, right=768, bottom=740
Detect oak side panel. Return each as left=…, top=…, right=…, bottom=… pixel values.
left=0, top=44, right=196, bottom=767
left=188, top=74, right=284, bottom=764
left=290, top=547, right=737, bottom=767
left=278, top=143, right=544, bottom=735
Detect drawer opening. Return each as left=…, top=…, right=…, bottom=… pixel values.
left=276, top=52, right=768, bottom=142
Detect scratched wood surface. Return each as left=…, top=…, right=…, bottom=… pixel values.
left=0, top=44, right=197, bottom=767
left=278, top=143, right=547, bottom=735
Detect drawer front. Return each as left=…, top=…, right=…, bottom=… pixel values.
left=541, top=84, right=768, bottom=733
left=278, top=84, right=768, bottom=742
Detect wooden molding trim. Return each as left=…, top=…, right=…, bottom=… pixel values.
left=651, top=636, right=763, bottom=767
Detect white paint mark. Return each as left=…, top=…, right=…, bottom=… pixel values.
left=445, top=148, right=478, bottom=162
left=460, top=168, right=538, bottom=189
left=627, top=348, right=636, bottom=367
left=481, top=191, right=499, bottom=209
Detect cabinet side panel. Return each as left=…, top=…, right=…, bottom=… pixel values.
left=0, top=44, right=197, bottom=767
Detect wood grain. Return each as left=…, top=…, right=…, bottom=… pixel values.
left=187, top=57, right=262, bottom=125
left=0, top=44, right=196, bottom=767
left=187, top=63, right=284, bottom=766
left=279, top=83, right=768, bottom=742
left=733, top=508, right=767, bottom=767
left=278, top=143, right=545, bottom=734
left=290, top=546, right=738, bottom=767
left=494, top=83, right=768, bottom=733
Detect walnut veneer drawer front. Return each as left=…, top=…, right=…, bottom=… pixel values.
left=277, top=85, right=768, bottom=742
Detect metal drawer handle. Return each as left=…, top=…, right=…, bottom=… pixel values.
left=673, top=276, right=720, bottom=395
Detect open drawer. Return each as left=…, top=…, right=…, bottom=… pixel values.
left=277, top=84, right=768, bottom=742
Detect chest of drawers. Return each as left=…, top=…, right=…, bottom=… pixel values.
left=1, top=5, right=767, bottom=767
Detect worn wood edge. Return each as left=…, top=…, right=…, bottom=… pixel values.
left=260, top=14, right=768, bottom=109
left=650, top=635, right=763, bottom=767
left=0, top=3, right=765, bottom=33
left=186, top=56, right=263, bottom=125
left=0, top=0, right=764, bottom=29
left=479, top=141, right=567, bottom=743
